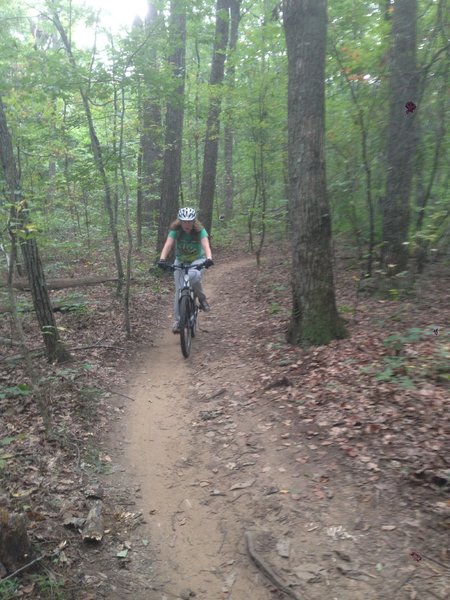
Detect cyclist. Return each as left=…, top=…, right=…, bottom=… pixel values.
left=158, top=207, right=214, bottom=333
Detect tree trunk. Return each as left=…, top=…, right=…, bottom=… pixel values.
left=136, top=147, right=143, bottom=248
left=51, top=11, right=125, bottom=292
left=198, top=0, right=230, bottom=235
left=414, top=58, right=448, bottom=272
left=331, top=42, right=375, bottom=276
left=139, top=1, right=162, bottom=234
left=0, top=511, right=34, bottom=574
left=141, top=97, right=162, bottom=232
left=381, top=0, right=418, bottom=275
left=283, top=0, right=346, bottom=346
left=0, top=95, right=71, bottom=364
left=223, top=0, right=241, bottom=221
left=157, top=0, right=187, bottom=252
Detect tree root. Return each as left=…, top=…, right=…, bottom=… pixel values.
left=244, top=531, right=307, bottom=600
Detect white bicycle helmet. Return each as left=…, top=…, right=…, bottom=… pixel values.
left=178, top=207, right=197, bottom=221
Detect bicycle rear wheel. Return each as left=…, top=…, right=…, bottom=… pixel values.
left=179, top=295, right=192, bottom=358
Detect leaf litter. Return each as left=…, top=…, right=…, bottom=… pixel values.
left=0, top=246, right=448, bottom=599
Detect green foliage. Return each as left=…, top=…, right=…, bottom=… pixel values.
left=0, top=577, right=19, bottom=600
left=388, top=288, right=400, bottom=301
left=82, top=445, right=113, bottom=475
left=383, top=327, right=423, bottom=353
left=366, top=327, right=449, bottom=387
left=0, top=433, right=28, bottom=447
left=375, top=356, right=415, bottom=388
left=31, top=573, right=65, bottom=599
left=269, top=302, right=281, bottom=315
left=338, top=304, right=353, bottom=314
left=0, top=384, right=32, bottom=399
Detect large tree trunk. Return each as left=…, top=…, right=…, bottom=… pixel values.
left=139, top=2, right=162, bottom=235
left=157, top=0, right=187, bottom=252
left=283, top=0, right=346, bottom=346
left=223, top=0, right=241, bottom=222
left=381, top=0, right=418, bottom=275
left=0, top=96, right=71, bottom=363
left=198, top=0, right=230, bottom=235
left=51, top=10, right=125, bottom=292
left=141, top=97, right=162, bottom=232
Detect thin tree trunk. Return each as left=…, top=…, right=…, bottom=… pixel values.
left=198, top=0, right=230, bottom=235
left=118, top=88, right=133, bottom=339
left=381, top=0, right=418, bottom=275
left=194, top=38, right=201, bottom=200
left=248, top=154, right=258, bottom=253
left=3, top=241, right=52, bottom=432
left=51, top=10, right=125, bottom=293
left=332, top=43, right=376, bottom=276
left=416, top=60, right=448, bottom=233
left=136, top=147, right=143, bottom=249
left=223, top=0, right=241, bottom=221
left=157, top=0, right=187, bottom=253
left=255, top=142, right=267, bottom=268
left=0, top=95, right=71, bottom=364
left=283, top=0, right=346, bottom=346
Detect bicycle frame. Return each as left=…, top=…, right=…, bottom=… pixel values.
left=178, top=266, right=197, bottom=302
left=167, top=261, right=206, bottom=358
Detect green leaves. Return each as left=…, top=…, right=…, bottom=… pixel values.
left=0, top=385, right=31, bottom=400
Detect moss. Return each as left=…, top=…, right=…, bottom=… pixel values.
left=288, top=308, right=348, bottom=347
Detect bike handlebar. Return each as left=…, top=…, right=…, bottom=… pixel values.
left=160, top=260, right=208, bottom=272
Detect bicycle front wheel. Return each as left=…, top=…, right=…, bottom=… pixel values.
left=179, top=295, right=192, bottom=358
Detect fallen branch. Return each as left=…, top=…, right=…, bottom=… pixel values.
left=69, top=345, right=126, bottom=352
left=0, top=555, right=44, bottom=582
left=0, top=344, right=126, bottom=364
left=1, top=275, right=129, bottom=291
left=244, top=531, right=306, bottom=600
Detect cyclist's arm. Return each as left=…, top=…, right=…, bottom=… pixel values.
left=201, top=236, right=213, bottom=261
left=160, top=235, right=175, bottom=261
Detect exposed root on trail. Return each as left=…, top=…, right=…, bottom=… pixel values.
left=244, top=531, right=307, bottom=600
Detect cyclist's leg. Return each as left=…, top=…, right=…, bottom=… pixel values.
left=189, top=259, right=208, bottom=306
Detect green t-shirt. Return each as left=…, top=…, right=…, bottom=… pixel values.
left=168, top=228, right=209, bottom=263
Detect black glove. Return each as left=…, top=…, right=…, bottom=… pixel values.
left=157, top=259, right=169, bottom=270
left=204, top=258, right=214, bottom=269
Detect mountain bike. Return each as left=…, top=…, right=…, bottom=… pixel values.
left=162, top=261, right=208, bottom=358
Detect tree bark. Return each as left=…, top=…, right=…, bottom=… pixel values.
left=381, top=0, right=418, bottom=275
left=139, top=2, right=162, bottom=234
left=283, top=0, right=346, bottom=346
left=157, top=0, right=187, bottom=253
left=223, top=0, right=241, bottom=221
left=136, top=147, right=144, bottom=248
left=0, top=511, right=34, bottom=574
left=198, top=0, right=230, bottom=235
left=0, top=95, right=71, bottom=364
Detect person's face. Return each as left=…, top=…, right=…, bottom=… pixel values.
left=181, top=220, right=194, bottom=233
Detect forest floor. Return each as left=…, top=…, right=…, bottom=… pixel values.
left=0, top=243, right=449, bottom=600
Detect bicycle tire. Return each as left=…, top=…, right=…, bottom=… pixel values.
left=179, top=295, right=192, bottom=358
left=191, top=303, right=198, bottom=338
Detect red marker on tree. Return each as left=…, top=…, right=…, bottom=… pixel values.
left=405, top=101, right=416, bottom=114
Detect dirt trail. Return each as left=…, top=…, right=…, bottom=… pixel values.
left=107, top=258, right=448, bottom=600
left=124, top=259, right=268, bottom=599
